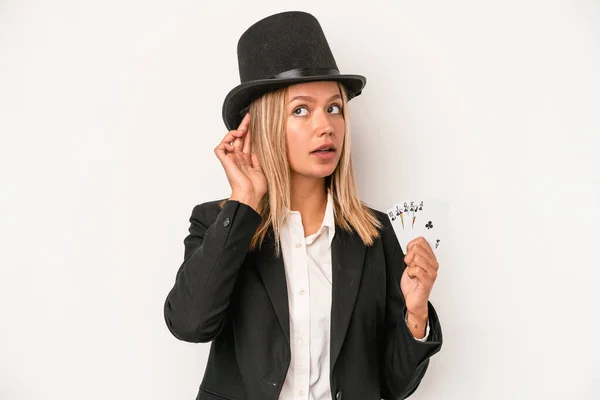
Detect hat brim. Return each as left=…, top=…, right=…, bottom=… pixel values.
left=221, top=74, right=366, bottom=130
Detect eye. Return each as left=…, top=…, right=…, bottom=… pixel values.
left=293, top=106, right=309, bottom=116
left=328, top=104, right=342, bottom=114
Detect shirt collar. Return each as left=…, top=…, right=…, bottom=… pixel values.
left=284, top=190, right=336, bottom=246
left=322, top=190, right=335, bottom=244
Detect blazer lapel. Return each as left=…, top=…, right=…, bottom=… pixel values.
left=330, top=226, right=366, bottom=372
left=254, top=225, right=367, bottom=364
left=255, top=229, right=290, bottom=345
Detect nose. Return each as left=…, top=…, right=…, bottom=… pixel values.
left=313, top=110, right=334, bottom=137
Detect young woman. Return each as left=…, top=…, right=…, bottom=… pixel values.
left=164, top=11, right=443, bottom=400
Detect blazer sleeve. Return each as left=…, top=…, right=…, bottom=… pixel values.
left=379, top=215, right=443, bottom=399
left=163, top=200, right=262, bottom=343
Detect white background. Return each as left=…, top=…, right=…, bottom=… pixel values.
left=1, top=1, right=599, bottom=399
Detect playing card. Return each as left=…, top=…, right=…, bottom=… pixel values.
left=387, top=201, right=417, bottom=254
left=388, top=199, right=450, bottom=254
left=387, top=204, right=408, bottom=253
left=411, top=200, right=424, bottom=230
left=411, top=200, right=450, bottom=252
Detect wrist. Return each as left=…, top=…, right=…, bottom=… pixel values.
left=406, top=309, right=428, bottom=322
left=406, top=312, right=429, bottom=325
left=230, top=192, right=260, bottom=211
left=406, top=311, right=428, bottom=339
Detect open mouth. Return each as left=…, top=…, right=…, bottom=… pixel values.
left=311, top=146, right=336, bottom=160
left=311, top=143, right=336, bottom=153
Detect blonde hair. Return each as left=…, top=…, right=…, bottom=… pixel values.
left=222, top=81, right=382, bottom=255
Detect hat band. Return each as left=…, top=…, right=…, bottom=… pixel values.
left=271, top=68, right=340, bottom=79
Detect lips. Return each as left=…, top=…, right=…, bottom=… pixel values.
left=311, top=143, right=336, bottom=153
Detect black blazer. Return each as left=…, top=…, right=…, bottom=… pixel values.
left=164, top=199, right=443, bottom=400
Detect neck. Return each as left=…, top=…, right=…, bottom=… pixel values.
left=290, top=174, right=328, bottom=236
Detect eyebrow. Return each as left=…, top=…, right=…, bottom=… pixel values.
left=288, top=93, right=342, bottom=104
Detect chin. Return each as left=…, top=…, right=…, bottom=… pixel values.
left=291, top=158, right=340, bottom=179
left=309, top=165, right=338, bottom=178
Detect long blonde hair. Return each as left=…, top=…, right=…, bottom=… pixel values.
left=222, top=81, right=381, bottom=255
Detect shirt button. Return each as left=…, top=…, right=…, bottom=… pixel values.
left=223, top=217, right=230, bottom=227
left=299, top=289, right=305, bottom=296
left=299, top=390, right=305, bottom=396
left=296, top=243, right=302, bottom=248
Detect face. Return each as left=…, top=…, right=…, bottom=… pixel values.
left=286, top=81, right=346, bottom=181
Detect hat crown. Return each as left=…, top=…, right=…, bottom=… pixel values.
left=236, top=11, right=339, bottom=83
left=222, top=11, right=366, bottom=130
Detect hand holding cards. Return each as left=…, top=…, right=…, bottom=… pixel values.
left=387, top=200, right=450, bottom=254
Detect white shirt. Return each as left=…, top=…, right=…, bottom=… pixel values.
left=278, top=192, right=429, bottom=400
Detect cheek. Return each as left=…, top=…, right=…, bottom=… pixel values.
left=337, top=118, right=346, bottom=134
left=335, top=119, right=346, bottom=147
left=285, top=123, right=307, bottom=163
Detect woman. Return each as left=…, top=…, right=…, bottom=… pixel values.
left=164, top=11, right=442, bottom=400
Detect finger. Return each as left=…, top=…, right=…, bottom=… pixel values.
left=214, top=140, right=241, bottom=172
left=221, top=130, right=244, bottom=151
left=406, top=264, right=426, bottom=280
left=237, top=112, right=251, bottom=131
left=408, top=254, right=438, bottom=279
left=234, top=113, right=251, bottom=151
left=220, top=129, right=244, bottom=147
left=407, top=237, right=436, bottom=265
left=412, top=252, right=435, bottom=272
left=242, top=125, right=252, bottom=154
left=232, top=134, right=244, bottom=151
left=406, top=264, right=434, bottom=284
left=215, top=132, right=243, bottom=157
left=407, top=237, right=434, bottom=257
left=405, top=245, right=438, bottom=272
left=214, top=141, right=234, bottom=160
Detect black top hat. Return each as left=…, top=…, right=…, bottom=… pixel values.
left=221, top=11, right=367, bottom=130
